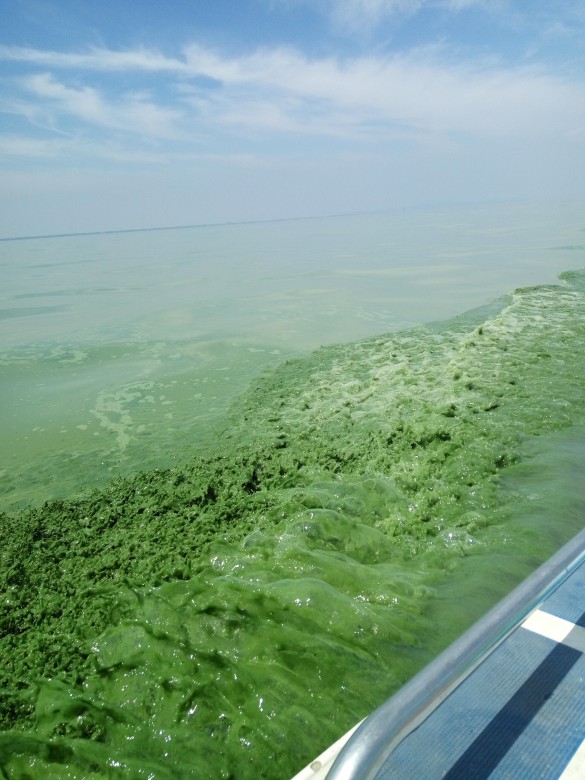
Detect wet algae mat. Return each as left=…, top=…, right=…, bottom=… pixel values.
left=2, top=270, right=585, bottom=778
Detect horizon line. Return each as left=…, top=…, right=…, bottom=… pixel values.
left=0, top=197, right=530, bottom=243
left=0, top=209, right=392, bottom=243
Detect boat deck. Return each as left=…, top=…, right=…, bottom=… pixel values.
left=373, top=557, right=585, bottom=779
left=294, top=529, right=585, bottom=780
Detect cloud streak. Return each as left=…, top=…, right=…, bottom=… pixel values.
left=20, top=72, right=182, bottom=139
left=0, top=44, right=185, bottom=73
left=181, top=44, right=585, bottom=139
left=2, top=42, right=584, bottom=150
left=271, top=0, right=495, bottom=33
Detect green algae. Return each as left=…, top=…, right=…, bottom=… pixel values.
left=1, top=270, right=585, bottom=778
left=0, top=338, right=289, bottom=511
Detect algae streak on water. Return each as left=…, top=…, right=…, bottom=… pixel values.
left=1, top=270, right=585, bottom=779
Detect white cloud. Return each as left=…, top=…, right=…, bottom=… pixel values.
left=0, top=135, right=66, bottom=158
left=269, top=0, right=493, bottom=33
left=18, top=72, right=182, bottom=139
left=0, top=44, right=185, bottom=73
left=180, top=44, right=585, bottom=141
left=442, top=0, right=489, bottom=9
left=1, top=41, right=584, bottom=153
left=330, top=0, right=423, bottom=29
left=0, top=134, right=168, bottom=163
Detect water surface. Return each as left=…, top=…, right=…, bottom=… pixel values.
left=1, top=200, right=583, bottom=509
left=1, top=202, right=585, bottom=778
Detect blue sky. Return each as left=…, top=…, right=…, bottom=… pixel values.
left=1, top=0, right=584, bottom=237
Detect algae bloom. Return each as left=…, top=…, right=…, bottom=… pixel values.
left=2, top=270, right=585, bottom=778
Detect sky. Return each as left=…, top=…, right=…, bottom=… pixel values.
left=0, top=0, right=584, bottom=238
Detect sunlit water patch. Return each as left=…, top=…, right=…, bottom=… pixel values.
left=1, top=270, right=585, bottom=778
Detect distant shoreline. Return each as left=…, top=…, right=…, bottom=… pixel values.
left=0, top=209, right=383, bottom=243
left=0, top=197, right=528, bottom=243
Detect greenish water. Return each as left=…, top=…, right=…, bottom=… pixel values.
left=2, top=200, right=584, bottom=512
left=1, top=269, right=585, bottom=778
left=0, top=338, right=288, bottom=507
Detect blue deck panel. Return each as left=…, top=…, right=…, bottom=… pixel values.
left=375, top=630, right=585, bottom=778
left=544, top=560, right=585, bottom=625
left=373, top=558, right=585, bottom=779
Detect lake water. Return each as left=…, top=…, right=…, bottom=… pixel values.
left=1, top=199, right=584, bottom=511
left=1, top=199, right=585, bottom=778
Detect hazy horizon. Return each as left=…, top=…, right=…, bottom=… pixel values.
left=1, top=0, right=584, bottom=238
left=0, top=194, right=578, bottom=242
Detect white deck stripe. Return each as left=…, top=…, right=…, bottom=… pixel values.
left=521, top=610, right=585, bottom=654
left=290, top=721, right=364, bottom=780
left=522, top=610, right=585, bottom=779
left=559, top=738, right=585, bottom=779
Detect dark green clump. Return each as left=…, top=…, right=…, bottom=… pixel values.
left=0, top=447, right=314, bottom=730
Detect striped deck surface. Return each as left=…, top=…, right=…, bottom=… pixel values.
left=293, top=537, right=585, bottom=780
left=374, top=556, right=585, bottom=778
